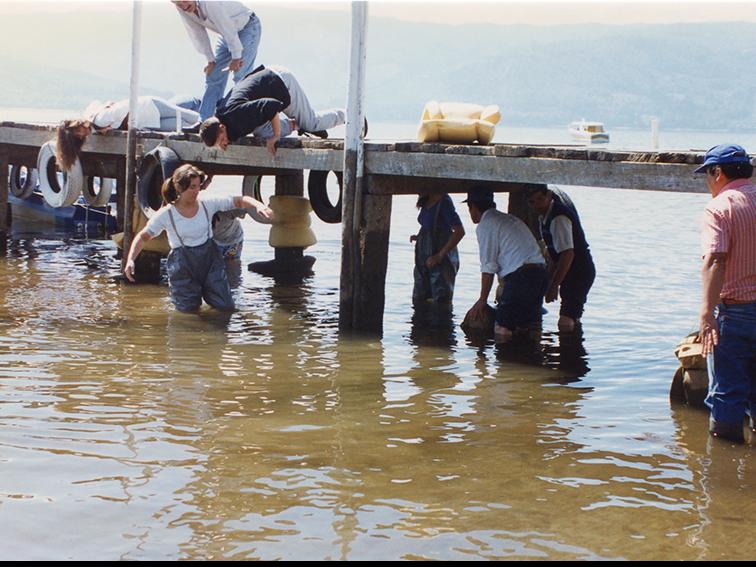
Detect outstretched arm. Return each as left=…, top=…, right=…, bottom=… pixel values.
left=124, top=228, right=154, bottom=282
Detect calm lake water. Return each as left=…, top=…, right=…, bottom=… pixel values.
left=1, top=111, right=754, bottom=560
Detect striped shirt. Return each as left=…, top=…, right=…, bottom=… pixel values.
left=700, top=178, right=756, bottom=302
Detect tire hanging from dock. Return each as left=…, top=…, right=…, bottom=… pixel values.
left=9, top=165, right=37, bottom=200
left=137, top=146, right=181, bottom=218
left=37, top=141, right=84, bottom=208
left=307, top=170, right=343, bottom=224
left=82, top=176, right=116, bottom=207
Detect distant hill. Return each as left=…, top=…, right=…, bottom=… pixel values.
left=2, top=4, right=756, bottom=131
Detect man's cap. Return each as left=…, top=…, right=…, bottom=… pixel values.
left=694, top=143, right=751, bottom=173
left=463, top=187, right=495, bottom=206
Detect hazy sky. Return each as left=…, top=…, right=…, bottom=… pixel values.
left=5, top=0, right=756, bottom=26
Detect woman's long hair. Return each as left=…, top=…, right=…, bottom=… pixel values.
left=161, top=164, right=206, bottom=205
left=55, top=119, right=90, bottom=171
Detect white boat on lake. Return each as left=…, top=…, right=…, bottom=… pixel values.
left=568, top=120, right=610, bottom=143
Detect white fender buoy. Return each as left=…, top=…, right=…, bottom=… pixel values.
left=37, top=141, right=83, bottom=208
left=82, top=176, right=116, bottom=207
left=9, top=165, right=38, bottom=200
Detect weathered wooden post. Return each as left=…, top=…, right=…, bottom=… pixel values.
left=0, top=150, right=8, bottom=256
left=340, top=1, right=369, bottom=331
left=507, top=183, right=545, bottom=238
left=120, top=0, right=143, bottom=272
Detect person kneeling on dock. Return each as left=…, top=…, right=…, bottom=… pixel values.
left=527, top=186, right=596, bottom=333
left=464, top=187, right=549, bottom=342
left=124, top=164, right=272, bottom=312
left=199, top=65, right=346, bottom=156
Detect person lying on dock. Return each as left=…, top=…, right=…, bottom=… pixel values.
left=463, top=187, right=549, bottom=343
left=527, top=186, right=596, bottom=333
left=124, top=164, right=272, bottom=313
left=199, top=64, right=346, bottom=157
left=55, top=96, right=200, bottom=171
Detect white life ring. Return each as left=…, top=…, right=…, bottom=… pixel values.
left=37, top=141, right=84, bottom=208
left=82, top=176, right=116, bottom=207
left=9, top=165, right=38, bottom=200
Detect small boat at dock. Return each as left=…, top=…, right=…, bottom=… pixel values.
left=568, top=120, right=610, bottom=144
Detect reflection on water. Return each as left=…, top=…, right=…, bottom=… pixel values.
left=1, top=182, right=753, bottom=560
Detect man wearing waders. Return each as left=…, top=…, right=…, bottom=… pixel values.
left=124, top=164, right=272, bottom=312
left=410, top=192, right=465, bottom=305
left=527, top=186, right=596, bottom=333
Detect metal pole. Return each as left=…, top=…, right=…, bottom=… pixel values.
left=121, top=0, right=142, bottom=272
left=339, top=1, right=368, bottom=330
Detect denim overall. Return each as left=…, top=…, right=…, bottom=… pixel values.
left=165, top=203, right=235, bottom=312
left=412, top=200, right=460, bottom=304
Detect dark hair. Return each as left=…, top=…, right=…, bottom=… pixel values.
left=709, top=162, right=753, bottom=180
left=161, top=164, right=206, bottom=205
left=199, top=117, right=221, bottom=146
left=527, top=185, right=551, bottom=197
left=55, top=119, right=90, bottom=171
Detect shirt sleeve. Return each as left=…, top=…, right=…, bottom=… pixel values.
left=440, top=196, right=463, bottom=230
left=701, top=205, right=729, bottom=257
left=204, top=196, right=237, bottom=217
left=477, top=224, right=500, bottom=275
left=144, top=208, right=169, bottom=237
left=550, top=215, right=574, bottom=253
left=203, top=1, right=245, bottom=59
left=178, top=10, right=215, bottom=61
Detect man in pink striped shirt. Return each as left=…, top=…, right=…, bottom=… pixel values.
left=696, top=143, right=756, bottom=443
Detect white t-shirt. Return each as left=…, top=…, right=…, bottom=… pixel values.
left=145, top=196, right=236, bottom=249
left=539, top=200, right=574, bottom=254
left=85, top=97, right=162, bottom=130
left=476, top=208, right=545, bottom=278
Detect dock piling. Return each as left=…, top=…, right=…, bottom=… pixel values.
left=0, top=151, right=8, bottom=255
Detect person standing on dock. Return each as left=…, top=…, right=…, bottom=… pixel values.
left=695, top=143, right=756, bottom=443
left=124, top=164, right=272, bottom=312
left=464, top=187, right=549, bottom=342
left=172, top=0, right=262, bottom=125
left=410, top=192, right=465, bottom=305
left=527, top=186, right=596, bottom=333
left=199, top=65, right=346, bottom=156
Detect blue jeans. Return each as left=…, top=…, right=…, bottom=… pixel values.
left=199, top=14, right=262, bottom=121
left=705, top=301, right=756, bottom=426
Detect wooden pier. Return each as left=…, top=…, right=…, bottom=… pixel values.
left=0, top=121, right=710, bottom=332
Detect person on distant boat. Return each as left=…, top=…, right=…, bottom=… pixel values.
left=695, top=143, right=756, bottom=443
left=55, top=96, right=200, bottom=171
left=463, top=187, right=549, bottom=342
left=410, top=191, right=465, bottom=305
left=124, top=164, right=272, bottom=312
left=172, top=0, right=262, bottom=125
left=527, top=185, right=596, bottom=333
left=199, top=64, right=347, bottom=157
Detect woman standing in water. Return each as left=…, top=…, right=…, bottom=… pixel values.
left=410, top=191, right=465, bottom=305
left=125, top=164, right=272, bottom=312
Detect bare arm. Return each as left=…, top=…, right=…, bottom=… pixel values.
left=700, top=252, right=727, bottom=355
left=266, top=114, right=281, bottom=157
left=466, top=272, right=495, bottom=321
left=233, top=195, right=274, bottom=221
left=124, top=228, right=154, bottom=282
left=546, top=248, right=575, bottom=303
left=426, top=224, right=466, bottom=268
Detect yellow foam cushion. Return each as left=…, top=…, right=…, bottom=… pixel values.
left=269, top=225, right=317, bottom=249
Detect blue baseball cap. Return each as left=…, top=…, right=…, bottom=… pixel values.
left=463, top=187, right=495, bottom=206
left=694, top=143, right=751, bottom=173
